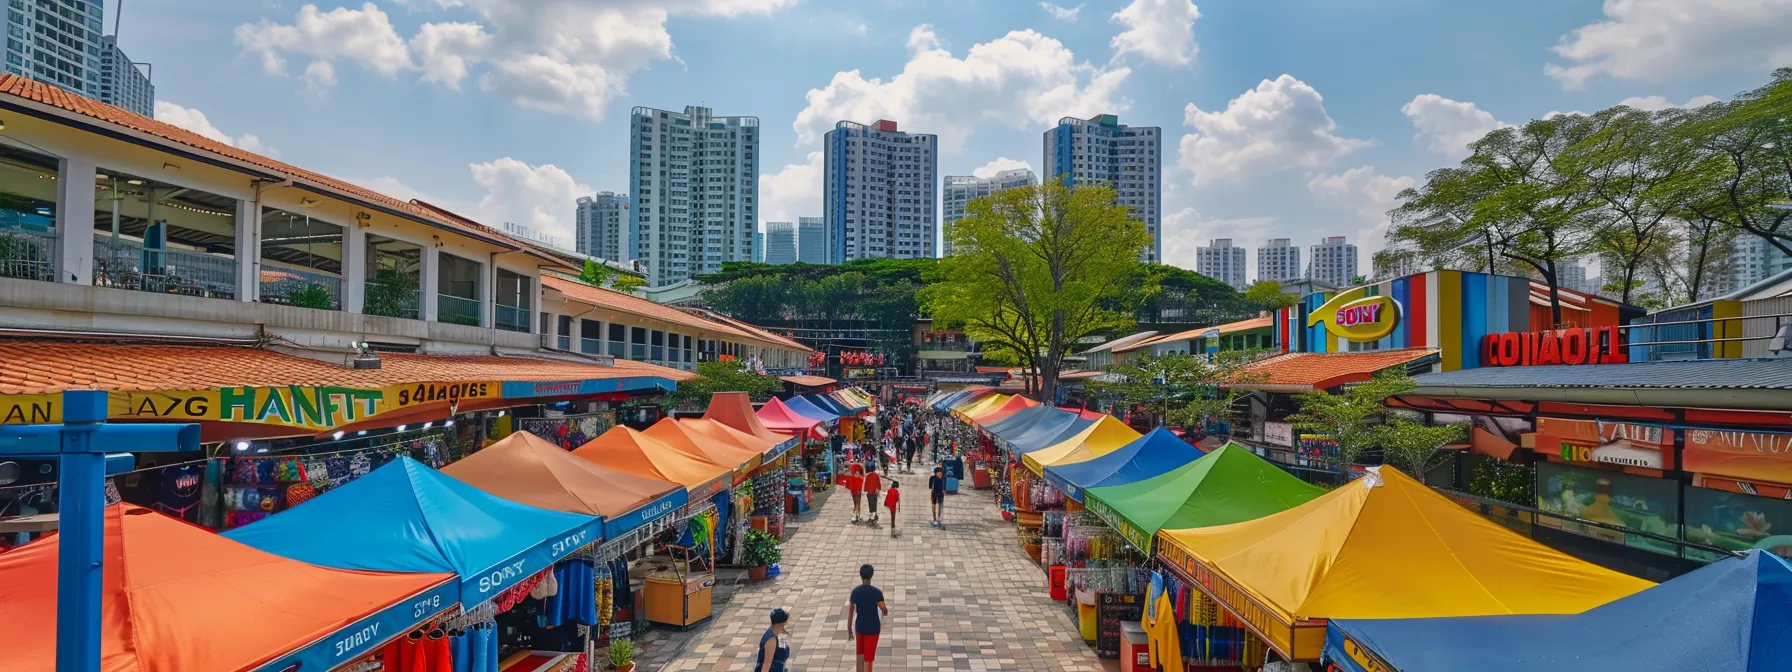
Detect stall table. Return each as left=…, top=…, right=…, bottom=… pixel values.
left=642, top=573, right=714, bottom=627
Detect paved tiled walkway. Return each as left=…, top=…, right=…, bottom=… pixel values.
left=644, top=477, right=1116, bottom=672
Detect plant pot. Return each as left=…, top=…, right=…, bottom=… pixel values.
left=613, top=663, right=634, bottom=672
left=748, top=565, right=769, bottom=581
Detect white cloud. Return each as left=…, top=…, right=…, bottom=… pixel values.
left=1400, top=94, right=1509, bottom=159
left=301, top=61, right=337, bottom=94
left=153, top=102, right=280, bottom=157
left=794, top=28, right=1130, bottom=153
left=467, top=158, right=593, bottom=244
left=761, top=151, right=824, bottom=226
left=848, top=21, right=869, bottom=38
left=1160, top=207, right=1276, bottom=270
left=906, top=24, right=944, bottom=54
left=1177, top=74, right=1369, bottom=186
left=971, top=157, right=1034, bottom=179
left=1546, top=0, right=1792, bottom=89
left=1039, top=2, right=1083, bottom=21
left=1110, top=0, right=1201, bottom=67
left=1616, top=94, right=1723, bottom=111
left=1307, top=166, right=1416, bottom=262
left=239, top=0, right=794, bottom=120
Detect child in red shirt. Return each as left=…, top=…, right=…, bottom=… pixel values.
left=862, top=468, right=882, bottom=526
left=884, top=481, right=900, bottom=538
left=846, top=462, right=866, bottom=524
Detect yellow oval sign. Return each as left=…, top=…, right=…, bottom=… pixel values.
left=1311, top=294, right=1399, bottom=342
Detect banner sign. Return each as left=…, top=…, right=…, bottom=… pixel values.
left=1683, top=427, right=1792, bottom=486
left=249, top=579, right=458, bottom=672
left=1480, top=326, right=1628, bottom=367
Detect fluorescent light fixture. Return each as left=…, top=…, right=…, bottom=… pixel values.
left=357, top=430, right=367, bottom=436
left=423, top=421, right=434, bottom=429
left=445, top=419, right=455, bottom=427
left=332, top=431, right=345, bottom=440
left=397, top=424, right=408, bottom=432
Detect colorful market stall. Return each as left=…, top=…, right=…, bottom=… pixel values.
left=1021, top=416, right=1142, bottom=475
left=1043, top=427, right=1205, bottom=501
left=0, top=504, right=458, bottom=672
left=1085, top=443, right=1324, bottom=551
left=644, top=418, right=761, bottom=477
left=783, top=395, right=841, bottom=424
left=1325, top=549, right=1792, bottom=672
left=955, top=393, right=1012, bottom=422
left=1155, top=466, right=1654, bottom=662
left=707, top=392, right=816, bottom=520
left=441, top=431, right=686, bottom=540
left=573, top=427, right=733, bottom=502
left=756, top=396, right=827, bottom=439
left=976, top=395, right=1042, bottom=427
left=982, top=405, right=1059, bottom=441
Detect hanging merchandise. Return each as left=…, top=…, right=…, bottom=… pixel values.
left=219, top=431, right=452, bottom=529
left=518, top=411, right=614, bottom=450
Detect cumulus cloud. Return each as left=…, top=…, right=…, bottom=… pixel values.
left=971, top=157, right=1034, bottom=179
left=793, top=28, right=1129, bottom=153
left=1039, top=2, right=1083, bottom=21
left=468, top=158, right=593, bottom=244
left=1616, top=94, right=1723, bottom=111
left=1308, top=166, right=1416, bottom=261
left=238, top=0, right=794, bottom=120
left=1545, top=0, right=1792, bottom=89
left=761, top=151, right=824, bottom=227
left=1160, top=207, right=1277, bottom=270
left=1177, top=75, right=1369, bottom=186
left=1110, top=0, right=1201, bottom=67
left=1400, top=94, right=1510, bottom=159
left=154, top=102, right=281, bottom=157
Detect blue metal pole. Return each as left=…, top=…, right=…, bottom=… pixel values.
left=56, top=390, right=108, bottom=672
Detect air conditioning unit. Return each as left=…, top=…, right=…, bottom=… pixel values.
left=1769, top=325, right=1792, bottom=358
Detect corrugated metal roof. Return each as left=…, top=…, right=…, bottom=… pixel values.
left=1412, top=358, right=1792, bottom=391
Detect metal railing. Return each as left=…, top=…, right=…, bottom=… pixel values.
left=0, top=226, right=55, bottom=282
left=557, top=334, right=571, bottom=350
left=495, top=304, right=530, bottom=333
left=580, top=337, right=603, bottom=355
left=93, top=235, right=237, bottom=300
left=362, top=280, right=420, bottom=320
left=259, top=267, right=342, bottom=310
left=437, top=294, right=483, bottom=326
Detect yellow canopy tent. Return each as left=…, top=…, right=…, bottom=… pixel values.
left=1022, top=416, right=1141, bottom=475
left=955, top=394, right=1011, bottom=421
left=1155, top=466, right=1653, bottom=662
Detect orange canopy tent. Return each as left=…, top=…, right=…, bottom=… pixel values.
left=644, top=417, right=762, bottom=477
left=682, top=418, right=778, bottom=464
left=442, top=431, right=687, bottom=538
left=573, top=426, right=733, bottom=501
left=0, top=505, right=456, bottom=672
left=976, top=395, right=1043, bottom=428
left=704, top=391, right=798, bottom=455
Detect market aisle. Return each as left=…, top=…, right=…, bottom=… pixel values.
left=650, top=478, right=1116, bottom=672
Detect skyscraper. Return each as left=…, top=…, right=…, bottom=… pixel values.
left=575, top=192, right=628, bottom=261
left=1257, top=238, right=1302, bottom=283
left=764, top=221, right=797, bottom=264
left=1042, top=114, right=1162, bottom=263
left=942, top=169, right=1038, bottom=255
left=797, top=217, right=828, bottom=264
left=1308, top=236, right=1359, bottom=287
left=4, top=1, right=105, bottom=100
left=1730, top=236, right=1792, bottom=294
left=824, top=120, right=938, bottom=262
left=1195, top=239, right=1248, bottom=289
left=629, top=105, right=760, bottom=286
left=98, top=36, right=152, bottom=116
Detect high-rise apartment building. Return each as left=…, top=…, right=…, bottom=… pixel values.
left=823, top=120, right=938, bottom=262
left=5, top=1, right=105, bottom=101
left=1043, top=114, right=1162, bottom=263
left=1558, top=261, right=1593, bottom=295
left=797, top=217, right=828, bottom=264
left=575, top=192, right=628, bottom=261
left=629, top=105, right=759, bottom=286
left=942, top=168, right=1037, bottom=255
left=1731, top=236, right=1792, bottom=294
left=1308, top=236, right=1359, bottom=287
left=98, top=36, right=151, bottom=116
left=1257, top=238, right=1302, bottom=283
left=1195, top=239, right=1248, bottom=289
left=763, top=221, right=797, bottom=264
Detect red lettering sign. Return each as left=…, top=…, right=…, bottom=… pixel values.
left=1481, top=326, right=1628, bottom=367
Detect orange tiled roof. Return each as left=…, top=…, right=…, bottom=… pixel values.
left=0, top=341, right=692, bottom=396
left=1115, top=316, right=1274, bottom=353
left=0, top=74, right=548, bottom=258
left=687, top=309, right=813, bottom=353
left=1236, top=348, right=1439, bottom=392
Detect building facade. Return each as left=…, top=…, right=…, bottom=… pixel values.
left=763, top=221, right=797, bottom=264
left=942, top=168, right=1037, bottom=256
left=98, top=36, right=152, bottom=117
left=1043, top=114, right=1162, bottom=263
left=1258, top=238, right=1302, bottom=283
left=575, top=191, right=628, bottom=261
left=1731, top=235, right=1792, bottom=294
left=796, top=217, right=827, bottom=264
left=1196, top=238, right=1248, bottom=289
left=4, top=0, right=105, bottom=99
left=823, top=119, right=938, bottom=262
left=1308, top=236, right=1358, bottom=287
left=629, top=105, right=759, bottom=286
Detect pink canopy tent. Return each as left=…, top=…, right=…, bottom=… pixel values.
left=757, top=396, right=827, bottom=440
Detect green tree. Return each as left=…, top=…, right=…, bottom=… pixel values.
left=610, top=273, right=647, bottom=294
left=1373, top=418, right=1468, bottom=485
left=1287, top=370, right=1415, bottom=471
left=1563, top=106, right=1700, bottom=304
left=363, top=268, right=419, bottom=318
left=1243, top=281, right=1299, bottom=310
left=1668, top=69, right=1792, bottom=258
left=667, top=360, right=783, bottom=410
left=927, top=181, right=1153, bottom=403
left=580, top=259, right=611, bottom=286
left=1132, top=264, right=1252, bottom=326
left=1087, top=352, right=1268, bottom=433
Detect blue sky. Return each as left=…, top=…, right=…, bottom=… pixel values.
left=129, top=0, right=1791, bottom=276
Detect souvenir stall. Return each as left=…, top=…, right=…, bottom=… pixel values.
left=224, top=458, right=608, bottom=672
left=704, top=392, right=808, bottom=531
left=514, top=401, right=617, bottom=449
left=1155, top=467, right=1653, bottom=665
left=756, top=396, right=832, bottom=504
left=683, top=417, right=792, bottom=542
left=1019, top=417, right=1140, bottom=567
left=1002, top=413, right=1095, bottom=540
left=216, top=424, right=469, bottom=530
left=644, top=418, right=763, bottom=565
left=1042, top=427, right=1205, bottom=503
left=1325, top=549, right=1791, bottom=672
left=0, top=504, right=458, bottom=672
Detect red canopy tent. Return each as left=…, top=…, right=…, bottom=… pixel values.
left=757, top=396, right=827, bottom=440
left=977, top=395, right=1042, bottom=427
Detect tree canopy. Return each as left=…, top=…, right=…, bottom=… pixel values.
left=1287, top=370, right=1466, bottom=483
left=696, top=258, right=933, bottom=357
left=666, top=360, right=783, bottom=410
left=1243, top=280, right=1300, bottom=310
left=1086, top=351, right=1267, bottom=433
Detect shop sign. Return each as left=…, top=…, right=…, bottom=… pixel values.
left=1340, top=635, right=1396, bottom=672
left=1308, top=290, right=1401, bottom=342
left=1684, top=428, right=1792, bottom=486
left=1479, top=326, right=1628, bottom=367
left=0, top=393, right=57, bottom=424
left=1555, top=441, right=1664, bottom=469
left=112, top=381, right=504, bottom=431
left=1262, top=421, right=1294, bottom=447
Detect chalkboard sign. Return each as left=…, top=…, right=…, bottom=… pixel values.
left=1095, top=591, right=1144, bottom=659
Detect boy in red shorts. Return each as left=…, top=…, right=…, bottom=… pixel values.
left=847, top=564, right=887, bottom=672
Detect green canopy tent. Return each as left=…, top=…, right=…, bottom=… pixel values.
left=1083, top=443, right=1327, bottom=551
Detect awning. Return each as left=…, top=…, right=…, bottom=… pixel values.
left=956, top=393, right=1012, bottom=420
left=1086, top=443, right=1322, bottom=550
left=1043, top=427, right=1205, bottom=501
left=778, top=375, right=836, bottom=388
left=1021, top=415, right=1141, bottom=475
left=783, top=395, right=840, bottom=422
left=975, top=395, right=1042, bottom=427
left=441, top=431, right=687, bottom=539
left=983, top=405, right=1058, bottom=440
left=1005, top=413, right=1094, bottom=454
left=1234, top=348, right=1440, bottom=393
left=756, top=396, right=827, bottom=439
left=0, top=505, right=457, bottom=672
left=643, top=418, right=761, bottom=477
left=683, top=417, right=782, bottom=464
left=225, top=457, right=602, bottom=609
left=573, top=426, right=732, bottom=500
left=1409, top=357, right=1792, bottom=412
left=806, top=393, right=860, bottom=417
left=704, top=391, right=800, bottom=456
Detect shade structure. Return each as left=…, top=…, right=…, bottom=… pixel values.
left=806, top=393, right=857, bottom=417
left=1326, top=549, right=1792, bottom=672
left=226, top=457, right=603, bottom=609
left=783, top=395, right=840, bottom=422
left=573, top=426, right=732, bottom=500
left=1085, top=443, right=1323, bottom=550
left=441, top=431, right=687, bottom=539
left=837, top=387, right=877, bottom=409
left=1043, top=426, right=1205, bottom=501
left=825, top=390, right=869, bottom=414
left=683, top=417, right=779, bottom=464
left=1156, top=466, right=1653, bottom=661
left=1021, top=415, right=1141, bottom=474
left=956, top=393, right=1012, bottom=421
left=643, top=417, right=761, bottom=476
left=0, top=505, right=457, bottom=672
left=975, top=395, right=1042, bottom=427
left=930, top=388, right=977, bottom=411
left=1006, top=413, right=1094, bottom=454
left=705, top=391, right=798, bottom=456
left=983, top=405, right=1056, bottom=440
left=756, top=396, right=827, bottom=439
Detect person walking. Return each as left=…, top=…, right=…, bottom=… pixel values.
left=846, top=461, right=865, bottom=524
left=928, top=466, right=946, bottom=528
left=847, top=564, right=887, bottom=672
left=884, top=480, right=901, bottom=538
left=862, top=466, right=882, bottom=526
left=756, top=609, right=792, bottom=672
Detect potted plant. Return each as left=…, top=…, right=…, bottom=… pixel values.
left=607, top=639, right=635, bottom=672
left=742, top=529, right=781, bottom=581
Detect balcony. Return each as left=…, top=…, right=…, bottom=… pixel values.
left=93, top=235, right=237, bottom=300
left=260, top=268, right=342, bottom=310
left=0, top=225, right=55, bottom=282
left=495, top=304, right=530, bottom=333
left=438, top=294, right=483, bottom=327
left=363, top=278, right=420, bottom=320
left=580, top=337, right=603, bottom=355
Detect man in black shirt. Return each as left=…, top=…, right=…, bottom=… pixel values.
left=928, top=466, right=946, bottom=528
left=847, top=564, right=887, bottom=672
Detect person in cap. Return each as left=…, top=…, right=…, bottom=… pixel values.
left=756, top=608, right=792, bottom=672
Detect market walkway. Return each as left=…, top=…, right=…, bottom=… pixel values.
left=641, top=478, right=1116, bottom=672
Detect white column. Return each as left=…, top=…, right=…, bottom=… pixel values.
left=482, top=259, right=496, bottom=329
left=234, top=196, right=260, bottom=302
left=55, top=155, right=98, bottom=285
left=420, top=244, right=440, bottom=322
left=343, top=226, right=367, bottom=313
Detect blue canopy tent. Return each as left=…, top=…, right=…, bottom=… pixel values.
left=804, top=393, right=857, bottom=417
left=783, top=395, right=840, bottom=422
left=1326, top=549, right=1792, bottom=672
left=225, top=457, right=604, bottom=609
left=1004, top=413, right=1092, bottom=454
left=1043, top=427, right=1205, bottom=501
left=983, top=405, right=1057, bottom=441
